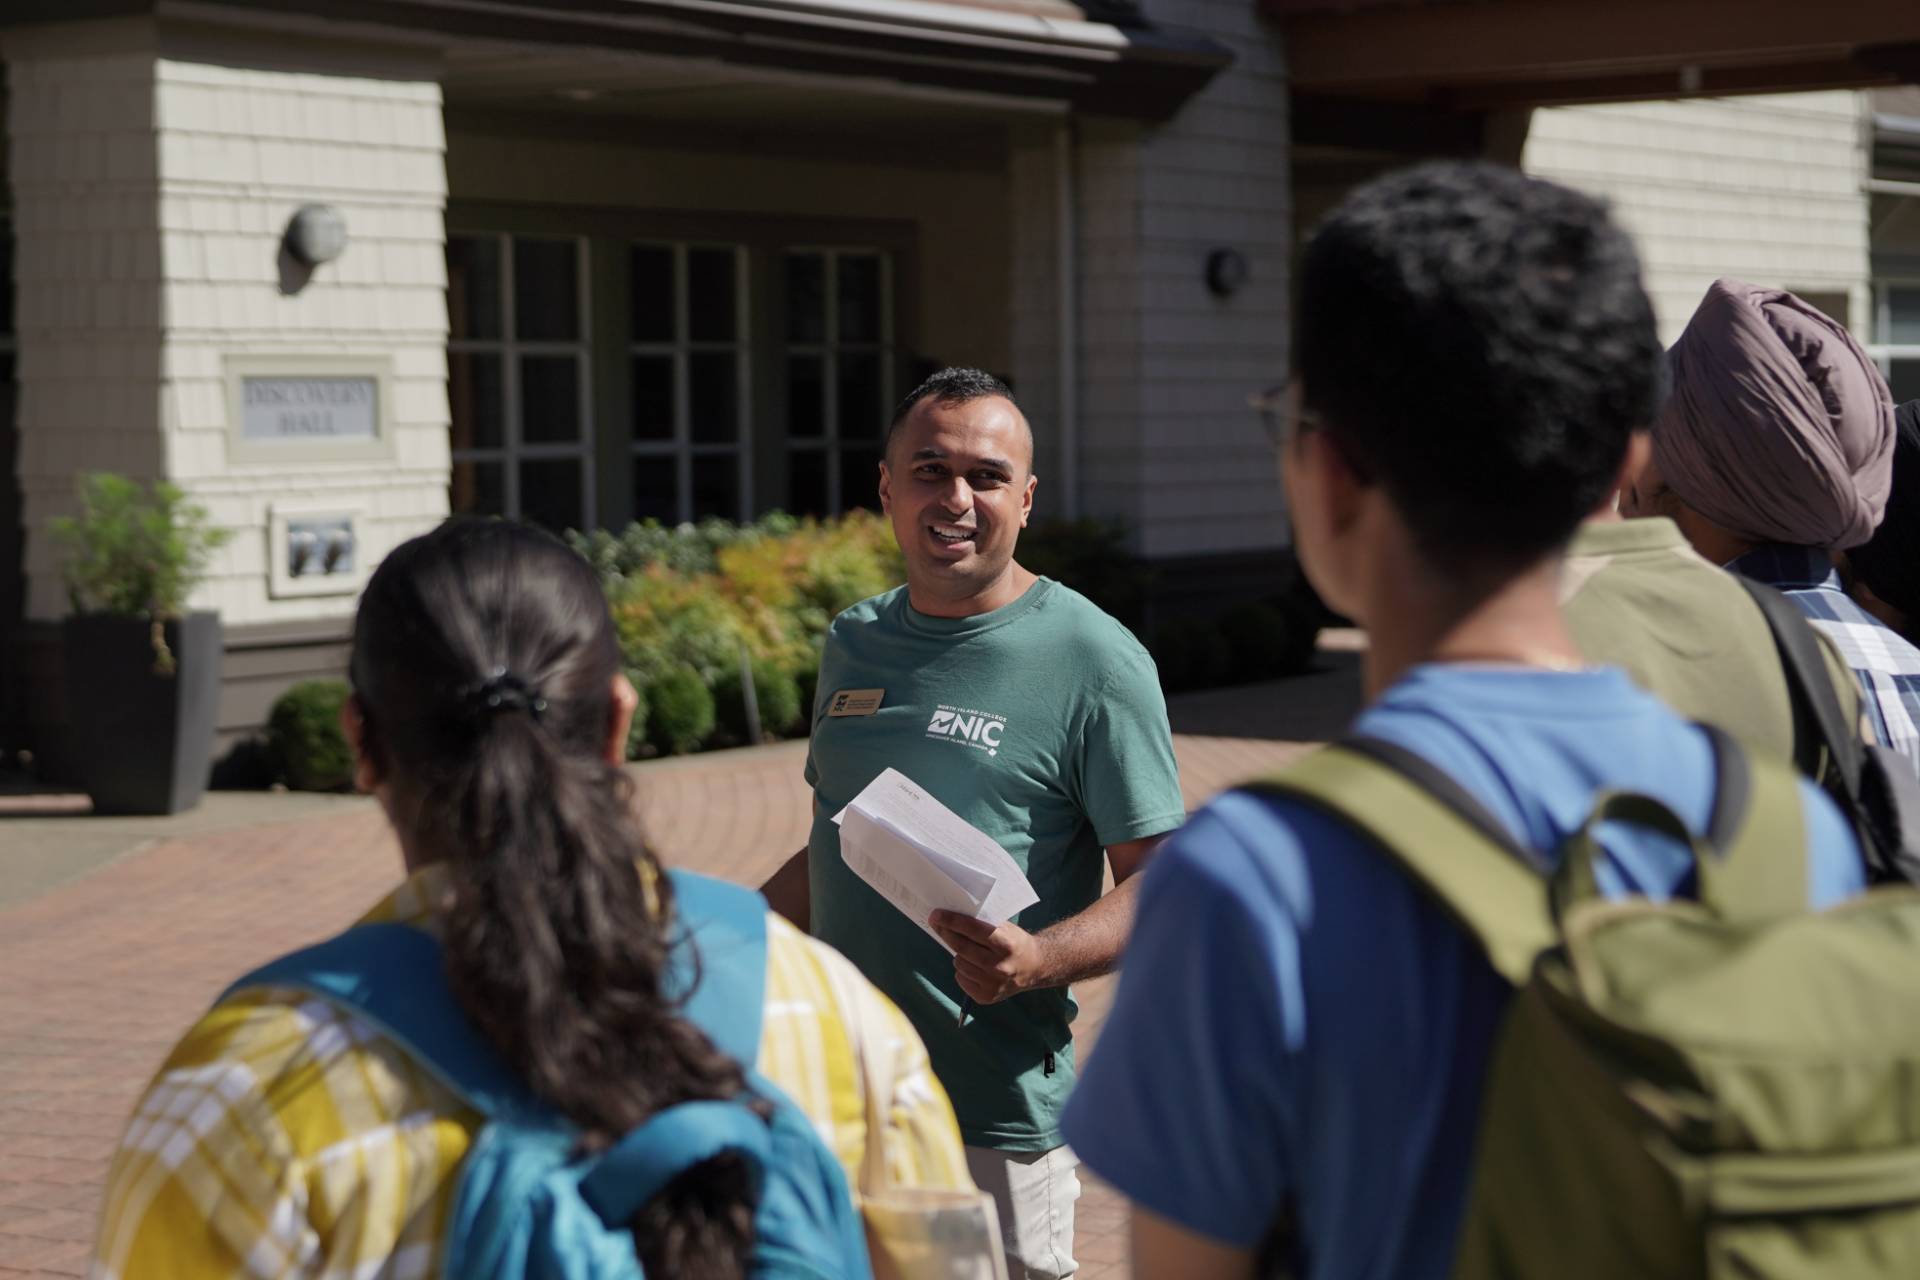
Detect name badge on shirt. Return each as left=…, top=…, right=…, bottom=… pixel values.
left=827, top=688, right=885, bottom=717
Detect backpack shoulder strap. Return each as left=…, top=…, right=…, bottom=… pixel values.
left=663, top=869, right=769, bottom=1069
left=1736, top=575, right=1864, bottom=795
left=1248, top=741, right=1557, bottom=985
left=224, top=870, right=774, bottom=1117
left=226, top=923, right=542, bottom=1120
left=1694, top=725, right=1811, bottom=923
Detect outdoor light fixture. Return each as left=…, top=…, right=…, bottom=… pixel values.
left=1205, top=247, right=1249, bottom=298
left=284, top=204, right=348, bottom=268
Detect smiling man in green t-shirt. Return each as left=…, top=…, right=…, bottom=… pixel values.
left=762, top=367, right=1185, bottom=1280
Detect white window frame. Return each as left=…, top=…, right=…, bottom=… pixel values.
left=630, top=242, right=752, bottom=524
left=785, top=247, right=895, bottom=514
left=447, top=232, right=596, bottom=528
left=1869, top=280, right=1920, bottom=404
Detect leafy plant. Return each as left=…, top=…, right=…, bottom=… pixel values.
left=1151, top=616, right=1234, bottom=693
left=714, top=657, right=805, bottom=744
left=646, top=664, right=716, bottom=756
left=51, top=472, right=231, bottom=618
left=1219, top=600, right=1294, bottom=684
left=267, top=680, right=354, bottom=791
left=1018, top=518, right=1155, bottom=629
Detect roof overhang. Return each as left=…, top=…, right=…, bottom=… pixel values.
left=2, top=0, right=1231, bottom=121
left=1270, top=0, right=1920, bottom=113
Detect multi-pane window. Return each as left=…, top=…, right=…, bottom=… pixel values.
left=631, top=243, right=750, bottom=523
left=1871, top=284, right=1920, bottom=405
left=446, top=233, right=594, bottom=532
left=785, top=250, right=892, bottom=516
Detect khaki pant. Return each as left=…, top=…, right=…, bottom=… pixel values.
left=964, top=1145, right=1081, bottom=1280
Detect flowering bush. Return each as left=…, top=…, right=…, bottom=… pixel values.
left=581, top=512, right=905, bottom=756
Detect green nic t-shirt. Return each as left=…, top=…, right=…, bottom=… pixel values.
left=804, top=578, right=1186, bottom=1151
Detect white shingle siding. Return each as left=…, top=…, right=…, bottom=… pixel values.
left=1525, top=92, right=1872, bottom=344
left=1071, top=0, right=1290, bottom=559
left=10, top=38, right=450, bottom=625
left=9, top=49, right=167, bottom=620
left=149, top=56, right=449, bottom=625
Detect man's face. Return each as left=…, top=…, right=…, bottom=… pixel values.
left=878, top=395, right=1037, bottom=602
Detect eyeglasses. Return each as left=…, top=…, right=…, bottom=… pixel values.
left=1248, top=382, right=1324, bottom=450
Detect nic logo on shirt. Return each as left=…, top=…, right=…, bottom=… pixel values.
left=926, top=704, right=1008, bottom=757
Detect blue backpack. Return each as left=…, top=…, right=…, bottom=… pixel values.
left=228, top=870, right=873, bottom=1279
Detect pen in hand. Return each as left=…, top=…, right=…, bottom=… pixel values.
left=957, top=996, right=976, bottom=1028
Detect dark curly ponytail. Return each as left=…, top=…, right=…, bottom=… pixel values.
left=349, top=517, right=758, bottom=1279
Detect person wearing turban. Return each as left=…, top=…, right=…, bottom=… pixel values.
left=1846, top=401, right=1920, bottom=644
left=1624, top=278, right=1920, bottom=770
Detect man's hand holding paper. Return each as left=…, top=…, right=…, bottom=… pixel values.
left=928, top=909, right=1050, bottom=1005
left=832, top=768, right=1040, bottom=974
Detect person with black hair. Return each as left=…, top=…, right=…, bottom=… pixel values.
left=92, top=517, right=972, bottom=1278
left=762, top=367, right=1185, bottom=1280
left=1060, top=162, right=1868, bottom=1278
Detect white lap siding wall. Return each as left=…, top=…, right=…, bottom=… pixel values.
left=1524, top=92, right=1872, bottom=344
left=150, top=54, right=450, bottom=627
left=1064, top=0, right=1292, bottom=561
left=8, top=25, right=450, bottom=628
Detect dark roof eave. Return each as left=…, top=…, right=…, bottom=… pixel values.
left=2, top=0, right=1232, bottom=122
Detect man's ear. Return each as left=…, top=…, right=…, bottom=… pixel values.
left=1302, top=429, right=1367, bottom=537
left=877, top=460, right=894, bottom=515
left=340, top=694, right=380, bottom=794
left=1019, top=472, right=1037, bottom=528
left=605, top=673, right=639, bottom=766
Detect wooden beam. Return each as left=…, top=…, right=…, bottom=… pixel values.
left=1291, top=94, right=1481, bottom=154
left=1279, top=0, right=1920, bottom=96
left=1432, top=55, right=1912, bottom=111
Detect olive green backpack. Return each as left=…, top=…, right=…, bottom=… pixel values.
left=1257, top=727, right=1920, bottom=1279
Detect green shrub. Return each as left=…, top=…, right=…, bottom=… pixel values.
left=796, top=664, right=820, bottom=729
left=568, top=512, right=803, bottom=585
left=1019, top=519, right=1155, bottom=628
left=267, top=680, right=355, bottom=791
left=1151, top=617, right=1234, bottom=693
left=613, top=571, right=755, bottom=688
left=1276, top=579, right=1327, bottom=676
left=622, top=674, right=652, bottom=762
left=51, top=472, right=232, bottom=618
left=1219, top=600, right=1294, bottom=684
left=713, top=658, right=805, bottom=744
left=646, top=665, right=716, bottom=756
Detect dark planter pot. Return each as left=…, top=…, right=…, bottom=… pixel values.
left=63, top=611, right=222, bottom=815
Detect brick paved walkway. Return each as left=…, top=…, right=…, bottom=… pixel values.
left=0, top=654, right=1357, bottom=1278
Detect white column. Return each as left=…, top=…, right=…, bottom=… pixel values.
left=1074, top=0, right=1293, bottom=559
left=151, top=50, right=450, bottom=625
left=6, top=33, right=168, bottom=621
left=5, top=21, right=451, bottom=626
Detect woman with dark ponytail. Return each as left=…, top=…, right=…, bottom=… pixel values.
left=94, top=518, right=975, bottom=1278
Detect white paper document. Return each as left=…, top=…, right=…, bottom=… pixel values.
left=833, top=768, right=1040, bottom=953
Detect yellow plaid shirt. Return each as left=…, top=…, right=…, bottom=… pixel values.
left=91, top=866, right=971, bottom=1278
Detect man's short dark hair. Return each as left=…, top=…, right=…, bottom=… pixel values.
left=1295, top=161, right=1665, bottom=565
left=885, top=367, right=1019, bottom=457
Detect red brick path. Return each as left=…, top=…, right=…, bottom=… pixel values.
left=0, top=727, right=1316, bottom=1278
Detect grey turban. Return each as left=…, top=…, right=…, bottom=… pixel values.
left=1653, top=278, right=1894, bottom=550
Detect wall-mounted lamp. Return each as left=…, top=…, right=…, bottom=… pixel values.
left=1205, top=247, right=1250, bottom=298
left=284, top=204, right=349, bottom=268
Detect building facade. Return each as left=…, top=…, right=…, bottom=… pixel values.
left=0, top=0, right=1294, bottom=771
left=3, top=0, right=1917, bottom=776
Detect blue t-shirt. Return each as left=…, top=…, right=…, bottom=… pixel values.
left=1061, top=665, right=1866, bottom=1280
